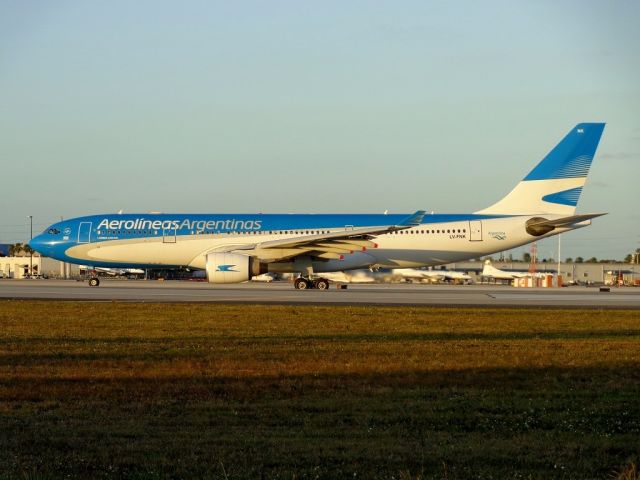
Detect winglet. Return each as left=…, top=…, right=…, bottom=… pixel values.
left=398, top=210, right=426, bottom=227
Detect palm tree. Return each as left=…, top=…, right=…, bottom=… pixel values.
left=8, top=243, right=34, bottom=257
left=8, top=243, right=22, bottom=256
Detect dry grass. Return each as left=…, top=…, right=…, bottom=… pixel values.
left=0, top=301, right=638, bottom=479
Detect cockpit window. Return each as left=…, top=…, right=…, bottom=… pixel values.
left=48, top=228, right=60, bottom=235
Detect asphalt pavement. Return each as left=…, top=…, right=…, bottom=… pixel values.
left=1, top=279, right=639, bottom=308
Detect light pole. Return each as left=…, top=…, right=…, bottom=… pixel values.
left=28, top=215, right=33, bottom=277
left=557, top=234, right=561, bottom=286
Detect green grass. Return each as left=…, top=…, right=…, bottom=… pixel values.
left=0, top=302, right=638, bottom=479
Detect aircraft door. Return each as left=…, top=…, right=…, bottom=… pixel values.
left=163, top=227, right=177, bottom=243
left=78, top=222, right=92, bottom=243
left=469, top=220, right=482, bottom=241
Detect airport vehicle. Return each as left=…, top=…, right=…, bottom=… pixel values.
left=30, top=123, right=606, bottom=289
left=23, top=274, right=48, bottom=280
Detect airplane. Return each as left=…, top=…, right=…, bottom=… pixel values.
left=251, top=273, right=277, bottom=282
left=323, top=268, right=471, bottom=284
left=320, top=270, right=377, bottom=284
left=29, top=123, right=606, bottom=290
left=79, top=265, right=145, bottom=277
left=390, top=268, right=472, bottom=284
left=481, top=260, right=549, bottom=281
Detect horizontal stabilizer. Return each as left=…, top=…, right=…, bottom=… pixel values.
left=528, top=213, right=607, bottom=228
left=525, top=213, right=606, bottom=236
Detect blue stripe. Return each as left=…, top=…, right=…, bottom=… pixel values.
left=542, top=187, right=583, bottom=206
left=50, top=212, right=512, bottom=237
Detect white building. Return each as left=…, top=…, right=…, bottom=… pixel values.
left=0, top=255, right=79, bottom=279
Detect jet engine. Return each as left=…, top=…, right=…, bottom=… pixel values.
left=206, top=253, right=265, bottom=284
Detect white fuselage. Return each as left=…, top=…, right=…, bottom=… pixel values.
left=61, top=215, right=578, bottom=273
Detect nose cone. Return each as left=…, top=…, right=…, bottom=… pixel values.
left=29, top=234, right=53, bottom=256
left=28, top=234, right=43, bottom=252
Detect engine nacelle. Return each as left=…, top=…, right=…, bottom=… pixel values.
left=206, top=253, right=264, bottom=284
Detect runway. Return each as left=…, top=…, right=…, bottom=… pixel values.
left=1, top=279, right=639, bottom=308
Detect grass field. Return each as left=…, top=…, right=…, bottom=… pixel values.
left=0, top=301, right=638, bottom=479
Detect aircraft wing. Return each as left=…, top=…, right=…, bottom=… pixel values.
left=217, top=210, right=426, bottom=262
left=440, top=271, right=471, bottom=280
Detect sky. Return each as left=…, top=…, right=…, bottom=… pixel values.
left=1, top=0, right=639, bottom=260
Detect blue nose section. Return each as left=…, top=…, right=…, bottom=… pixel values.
left=28, top=234, right=51, bottom=256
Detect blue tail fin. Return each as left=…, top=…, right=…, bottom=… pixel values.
left=523, top=123, right=605, bottom=181
left=477, top=123, right=605, bottom=215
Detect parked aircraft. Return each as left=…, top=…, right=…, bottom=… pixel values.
left=321, top=270, right=376, bottom=284
left=391, top=268, right=472, bottom=284
left=30, top=123, right=605, bottom=290
left=251, top=273, right=277, bottom=282
left=481, top=260, right=549, bottom=280
left=79, top=266, right=145, bottom=277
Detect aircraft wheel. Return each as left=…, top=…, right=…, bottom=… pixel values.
left=294, top=278, right=310, bottom=290
left=314, top=278, right=329, bottom=290
left=88, top=277, right=100, bottom=287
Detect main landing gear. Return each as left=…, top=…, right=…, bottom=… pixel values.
left=294, top=277, right=330, bottom=290
left=292, top=257, right=329, bottom=290
left=88, top=277, right=100, bottom=287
